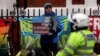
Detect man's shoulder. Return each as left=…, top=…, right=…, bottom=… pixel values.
left=42, top=12, right=56, bottom=17
left=51, top=12, right=56, bottom=16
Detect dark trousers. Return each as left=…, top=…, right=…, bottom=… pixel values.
left=40, top=42, right=58, bottom=56
left=0, top=52, right=8, bottom=56
left=93, top=43, right=100, bottom=54
left=40, top=28, right=61, bottom=56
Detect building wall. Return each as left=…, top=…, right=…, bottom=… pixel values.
left=0, top=0, right=16, bottom=16
left=0, top=0, right=98, bottom=16
left=0, top=0, right=6, bottom=9
left=67, top=0, right=97, bottom=9
left=25, top=0, right=98, bottom=16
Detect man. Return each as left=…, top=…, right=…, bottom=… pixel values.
left=40, top=3, right=62, bottom=56
left=56, top=13, right=96, bottom=56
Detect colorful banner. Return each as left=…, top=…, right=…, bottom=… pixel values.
left=19, top=16, right=69, bottom=48
left=0, top=18, right=12, bottom=54
left=19, top=17, right=41, bottom=48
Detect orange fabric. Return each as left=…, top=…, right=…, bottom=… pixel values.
left=0, top=18, right=12, bottom=45
left=0, top=26, right=9, bottom=35
left=0, top=18, right=12, bottom=35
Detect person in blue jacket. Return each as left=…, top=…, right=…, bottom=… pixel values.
left=40, top=3, right=62, bottom=56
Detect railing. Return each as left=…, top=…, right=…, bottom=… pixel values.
left=0, top=8, right=100, bottom=18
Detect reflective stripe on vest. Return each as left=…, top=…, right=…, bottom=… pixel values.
left=64, top=44, right=93, bottom=55
left=76, top=49, right=93, bottom=55
left=62, top=44, right=76, bottom=55
left=63, top=44, right=74, bottom=56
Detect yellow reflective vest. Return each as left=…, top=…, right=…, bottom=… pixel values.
left=57, top=30, right=95, bottom=56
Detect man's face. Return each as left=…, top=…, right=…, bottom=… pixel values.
left=45, top=7, right=52, bottom=14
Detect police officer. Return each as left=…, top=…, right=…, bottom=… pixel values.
left=56, top=13, right=96, bottom=56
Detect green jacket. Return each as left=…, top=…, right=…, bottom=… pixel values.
left=98, top=55, right=100, bottom=56
left=57, top=30, right=95, bottom=56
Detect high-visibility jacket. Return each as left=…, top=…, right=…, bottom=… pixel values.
left=56, top=30, right=95, bottom=56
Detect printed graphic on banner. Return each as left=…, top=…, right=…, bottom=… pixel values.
left=57, top=16, right=71, bottom=48
left=89, top=16, right=100, bottom=38
left=19, top=17, right=41, bottom=48
left=33, top=23, right=49, bottom=34
left=33, top=17, right=53, bottom=34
